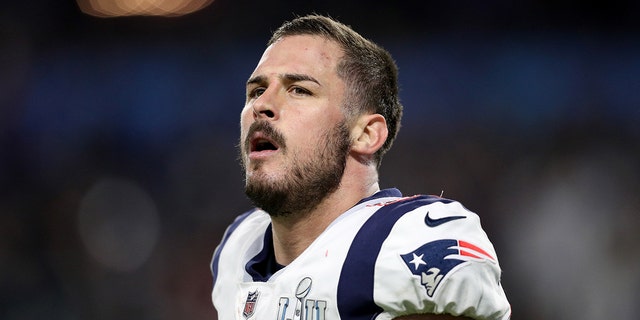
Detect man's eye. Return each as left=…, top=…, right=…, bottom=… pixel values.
left=248, top=88, right=265, bottom=98
left=291, top=87, right=311, bottom=96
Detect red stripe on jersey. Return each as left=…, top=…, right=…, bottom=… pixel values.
left=459, top=240, right=495, bottom=260
left=459, top=250, right=483, bottom=259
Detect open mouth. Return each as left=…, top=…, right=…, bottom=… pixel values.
left=249, top=133, right=280, bottom=153
left=245, top=121, right=284, bottom=156
left=252, top=138, right=278, bottom=152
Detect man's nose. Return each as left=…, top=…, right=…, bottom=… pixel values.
left=251, top=88, right=278, bottom=120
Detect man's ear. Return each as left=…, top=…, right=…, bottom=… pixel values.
left=350, top=113, right=388, bottom=156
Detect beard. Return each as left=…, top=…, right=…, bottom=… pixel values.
left=240, top=120, right=351, bottom=218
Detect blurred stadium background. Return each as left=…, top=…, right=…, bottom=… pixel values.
left=1, top=1, right=639, bottom=319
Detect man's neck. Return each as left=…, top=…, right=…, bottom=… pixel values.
left=270, top=170, right=380, bottom=266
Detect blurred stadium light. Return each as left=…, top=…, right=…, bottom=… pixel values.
left=76, top=0, right=214, bottom=17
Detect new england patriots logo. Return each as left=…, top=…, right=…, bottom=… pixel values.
left=401, top=239, right=495, bottom=297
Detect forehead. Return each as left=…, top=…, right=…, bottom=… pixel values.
left=250, top=35, right=343, bottom=81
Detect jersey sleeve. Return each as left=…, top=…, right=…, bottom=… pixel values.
left=372, top=199, right=511, bottom=320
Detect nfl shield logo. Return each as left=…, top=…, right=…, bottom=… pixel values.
left=242, top=290, right=259, bottom=318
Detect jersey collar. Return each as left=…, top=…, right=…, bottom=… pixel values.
left=354, top=188, right=402, bottom=206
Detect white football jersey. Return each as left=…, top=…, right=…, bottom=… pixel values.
left=211, top=189, right=511, bottom=320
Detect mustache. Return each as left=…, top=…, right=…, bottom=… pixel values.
left=244, top=120, right=287, bottom=152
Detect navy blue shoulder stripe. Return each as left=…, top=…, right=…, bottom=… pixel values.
left=211, top=209, right=258, bottom=287
left=337, top=195, right=453, bottom=319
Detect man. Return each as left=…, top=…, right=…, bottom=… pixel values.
left=211, top=14, right=510, bottom=320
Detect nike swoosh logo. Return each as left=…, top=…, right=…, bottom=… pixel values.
left=424, top=211, right=466, bottom=227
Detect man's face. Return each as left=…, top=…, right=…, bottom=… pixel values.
left=239, top=35, right=351, bottom=217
